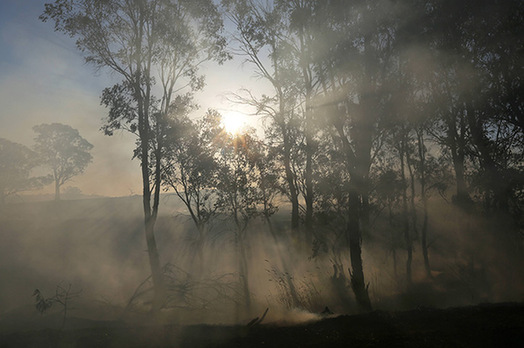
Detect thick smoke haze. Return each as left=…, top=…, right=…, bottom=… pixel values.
left=0, top=0, right=522, bottom=340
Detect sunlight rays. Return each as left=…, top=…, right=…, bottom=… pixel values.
left=221, top=110, right=247, bottom=135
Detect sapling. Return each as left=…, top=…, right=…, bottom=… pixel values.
left=33, top=283, right=81, bottom=329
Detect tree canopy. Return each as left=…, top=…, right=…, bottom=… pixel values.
left=33, top=123, right=93, bottom=201
left=0, top=138, right=47, bottom=204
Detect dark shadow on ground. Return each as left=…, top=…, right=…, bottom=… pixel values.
left=1, top=302, right=523, bottom=347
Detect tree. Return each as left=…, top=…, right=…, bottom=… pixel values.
left=0, top=138, right=47, bottom=204
left=224, top=0, right=303, bottom=235
left=32, top=123, right=93, bottom=201
left=162, top=109, right=223, bottom=272
left=41, top=0, right=228, bottom=311
left=214, top=129, right=263, bottom=314
left=312, top=0, right=403, bottom=312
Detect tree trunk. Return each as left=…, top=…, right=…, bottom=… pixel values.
left=143, top=208, right=165, bottom=312
left=388, top=200, right=398, bottom=277
left=54, top=178, right=60, bottom=201
left=406, top=150, right=419, bottom=240
left=417, top=130, right=432, bottom=278
left=347, top=189, right=372, bottom=312
left=54, top=168, right=60, bottom=201
left=139, top=115, right=165, bottom=312
left=283, top=147, right=300, bottom=232
left=399, top=138, right=412, bottom=286
left=466, top=100, right=507, bottom=211
left=448, top=112, right=471, bottom=205
left=305, top=132, right=314, bottom=245
left=304, top=91, right=314, bottom=246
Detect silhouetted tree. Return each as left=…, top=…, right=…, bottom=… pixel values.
left=419, top=0, right=524, bottom=212
left=41, top=0, right=228, bottom=311
left=0, top=138, right=48, bottom=204
left=224, top=0, right=304, bottom=235
left=214, top=129, right=263, bottom=315
left=32, top=123, right=93, bottom=201
left=162, top=109, right=223, bottom=271
left=312, top=0, right=406, bottom=312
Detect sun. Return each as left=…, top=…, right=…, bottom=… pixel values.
left=221, top=111, right=247, bottom=134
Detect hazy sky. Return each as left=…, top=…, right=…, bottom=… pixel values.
left=0, top=0, right=263, bottom=197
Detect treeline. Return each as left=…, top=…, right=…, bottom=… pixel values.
left=40, top=0, right=523, bottom=314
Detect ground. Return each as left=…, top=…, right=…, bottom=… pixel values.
left=1, top=302, right=523, bottom=347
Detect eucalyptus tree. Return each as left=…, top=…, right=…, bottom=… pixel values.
left=0, top=138, right=48, bottom=204
left=162, top=109, right=223, bottom=271
left=223, top=0, right=303, bottom=234
left=420, top=0, right=524, bottom=212
left=33, top=123, right=93, bottom=201
left=311, top=0, right=408, bottom=312
left=214, top=129, right=266, bottom=314
left=276, top=0, right=326, bottom=239
left=41, top=0, right=228, bottom=310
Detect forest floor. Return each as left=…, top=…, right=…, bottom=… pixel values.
left=1, top=302, right=523, bottom=347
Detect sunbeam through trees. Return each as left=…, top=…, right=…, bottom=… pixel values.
left=0, top=0, right=523, bottom=346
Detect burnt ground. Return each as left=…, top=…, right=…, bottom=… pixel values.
left=1, top=302, right=523, bottom=347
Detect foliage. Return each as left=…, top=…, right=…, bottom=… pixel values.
left=41, top=0, right=229, bottom=310
left=0, top=138, right=49, bottom=203
left=33, top=284, right=82, bottom=329
left=33, top=123, right=93, bottom=200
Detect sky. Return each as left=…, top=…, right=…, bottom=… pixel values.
left=0, top=0, right=263, bottom=197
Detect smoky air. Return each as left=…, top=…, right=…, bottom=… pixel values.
left=0, top=0, right=522, bottom=347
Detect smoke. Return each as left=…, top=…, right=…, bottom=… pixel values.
left=0, top=188, right=523, bottom=334
left=0, top=0, right=522, bottom=335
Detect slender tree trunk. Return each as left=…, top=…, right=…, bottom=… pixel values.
left=388, top=201, right=398, bottom=277
left=466, top=100, right=507, bottom=211
left=304, top=92, right=314, bottom=246
left=453, top=149, right=469, bottom=203
left=297, top=17, right=315, bottom=246
left=143, top=206, right=164, bottom=311
left=417, top=130, right=432, bottom=278
left=406, top=150, right=418, bottom=240
left=399, top=137, right=412, bottom=286
left=448, top=113, right=470, bottom=205
left=347, top=189, right=372, bottom=312
left=139, top=114, right=165, bottom=312
left=54, top=178, right=60, bottom=201
left=54, top=169, right=60, bottom=201
left=335, top=116, right=372, bottom=312
left=283, top=143, right=300, bottom=232
left=305, top=130, right=314, bottom=245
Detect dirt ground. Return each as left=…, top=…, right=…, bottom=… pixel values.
left=1, top=302, right=523, bottom=347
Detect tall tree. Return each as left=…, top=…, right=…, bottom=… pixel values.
left=313, top=0, right=404, bottom=312
left=32, top=123, right=93, bottom=201
left=162, top=109, right=223, bottom=272
left=420, top=0, right=524, bottom=212
left=224, top=0, right=304, bottom=235
left=214, top=129, right=265, bottom=316
left=41, top=0, right=228, bottom=310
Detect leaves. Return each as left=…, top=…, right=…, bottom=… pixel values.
left=33, top=123, right=93, bottom=192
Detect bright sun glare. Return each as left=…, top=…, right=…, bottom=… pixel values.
left=222, top=111, right=247, bottom=134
